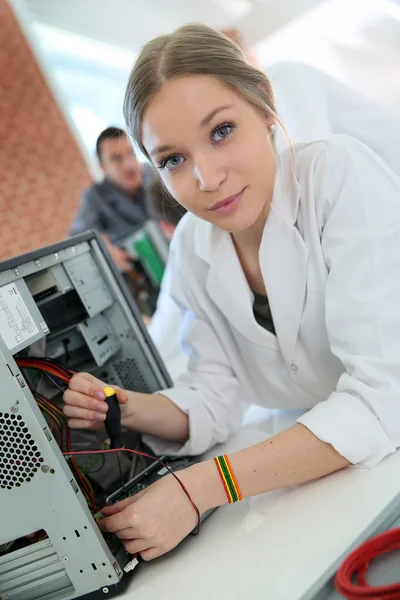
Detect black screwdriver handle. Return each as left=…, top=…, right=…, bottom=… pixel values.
left=103, top=387, right=123, bottom=449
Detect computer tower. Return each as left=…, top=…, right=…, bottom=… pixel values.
left=0, top=231, right=173, bottom=599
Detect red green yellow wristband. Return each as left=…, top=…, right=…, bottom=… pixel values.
left=214, top=454, right=242, bottom=503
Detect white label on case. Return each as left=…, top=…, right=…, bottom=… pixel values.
left=0, top=282, right=39, bottom=350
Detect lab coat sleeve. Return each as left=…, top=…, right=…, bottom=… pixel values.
left=298, top=136, right=400, bottom=467
left=143, top=252, right=246, bottom=457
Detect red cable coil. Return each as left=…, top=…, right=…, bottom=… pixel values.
left=335, top=527, right=400, bottom=599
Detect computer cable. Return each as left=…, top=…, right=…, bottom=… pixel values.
left=335, top=527, right=400, bottom=599
left=19, top=361, right=199, bottom=525
left=63, top=447, right=201, bottom=535
left=16, top=357, right=73, bottom=385
left=33, top=393, right=63, bottom=447
left=30, top=387, right=98, bottom=511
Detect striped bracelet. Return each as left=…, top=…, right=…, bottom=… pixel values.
left=214, top=454, right=242, bottom=503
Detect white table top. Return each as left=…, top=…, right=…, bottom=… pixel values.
left=118, top=411, right=400, bottom=600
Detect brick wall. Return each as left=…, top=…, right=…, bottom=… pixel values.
left=0, top=1, right=91, bottom=261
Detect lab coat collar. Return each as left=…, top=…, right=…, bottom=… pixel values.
left=270, top=142, right=301, bottom=225
left=198, top=144, right=309, bottom=364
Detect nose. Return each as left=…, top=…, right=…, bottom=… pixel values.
left=124, top=153, right=138, bottom=170
left=193, top=154, right=226, bottom=192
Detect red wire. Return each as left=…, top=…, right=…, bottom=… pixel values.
left=16, top=356, right=74, bottom=372
left=32, top=386, right=98, bottom=511
left=32, top=390, right=63, bottom=447
left=63, top=448, right=201, bottom=535
left=335, top=527, right=400, bottom=599
left=55, top=403, right=98, bottom=512
left=32, top=357, right=75, bottom=376
left=20, top=360, right=201, bottom=530
left=16, top=358, right=73, bottom=383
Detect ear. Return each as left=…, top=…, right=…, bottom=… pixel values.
left=265, top=114, right=276, bottom=128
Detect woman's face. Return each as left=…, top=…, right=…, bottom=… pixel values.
left=142, top=75, right=276, bottom=233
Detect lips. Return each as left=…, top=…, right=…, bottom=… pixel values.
left=208, top=188, right=246, bottom=216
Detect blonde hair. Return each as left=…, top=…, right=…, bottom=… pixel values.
left=123, top=22, right=278, bottom=158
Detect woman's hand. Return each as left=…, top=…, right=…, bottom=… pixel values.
left=98, top=464, right=219, bottom=560
left=63, top=372, right=189, bottom=441
left=63, top=372, right=128, bottom=429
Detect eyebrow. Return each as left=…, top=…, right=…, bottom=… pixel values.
left=150, top=143, right=173, bottom=158
left=149, top=105, right=233, bottom=158
left=200, top=104, right=232, bottom=128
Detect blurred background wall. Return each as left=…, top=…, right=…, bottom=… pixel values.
left=2, top=0, right=400, bottom=259
left=0, top=0, right=91, bottom=260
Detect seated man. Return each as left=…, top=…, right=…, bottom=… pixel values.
left=70, top=126, right=153, bottom=271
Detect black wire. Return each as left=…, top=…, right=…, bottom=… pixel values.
left=63, top=448, right=201, bottom=535
left=43, top=371, right=69, bottom=391
left=62, top=340, right=71, bottom=365
left=28, top=365, right=201, bottom=533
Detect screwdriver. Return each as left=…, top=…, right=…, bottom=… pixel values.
left=103, top=387, right=122, bottom=449
left=103, top=387, right=124, bottom=486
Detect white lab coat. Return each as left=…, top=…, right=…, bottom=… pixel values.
left=268, top=62, right=400, bottom=177
left=145, top=135, right=400, bottom=468
left=148, top=63, right=400, bottom=378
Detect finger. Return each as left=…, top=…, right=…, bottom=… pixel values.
left=65, top=418, right=102, bottom=430
left=123, top=539, right=151, bottom=555
left=100, top=498, right=136, bottom=517
left=113, top=527, right=140, bottom=541
left=63, top=389, right=109, bottom=413
left=68, top=373, right=107, bottom=401
left=115, top=387, right=128, bottom=405
left=100, top=490, right=147, bottom=516
left=98, top=509, right=136, bottom=533
left=62, top=400, right=107, bottom=423
left=140, top=547, right=162, bottom=561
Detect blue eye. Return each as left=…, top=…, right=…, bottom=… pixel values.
left=158, top=155, right=184, bottom=171
left=211, top=122, right=236, bottom=143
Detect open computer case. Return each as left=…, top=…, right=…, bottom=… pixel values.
left=0, top=230, right=174, bottom=599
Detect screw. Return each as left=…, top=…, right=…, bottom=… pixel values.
left=62, top=556, right=69, bottom=562
left=41, top=465, right=49, bottom=473
left=10, top=406, right=18, bottom=413
left=102, top=588, right=109, bottom=594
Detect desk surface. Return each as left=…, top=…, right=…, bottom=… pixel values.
left=117, top=417, right=400, bottom=600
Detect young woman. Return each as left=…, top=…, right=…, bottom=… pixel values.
left=63, top=24, right=400, bottom=561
